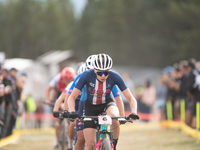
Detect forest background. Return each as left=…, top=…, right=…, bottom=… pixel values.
left=0, top=0, right=200, bottom=68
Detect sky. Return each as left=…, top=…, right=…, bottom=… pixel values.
left=0, top=0, right=88, bottom=18
left=70, top=0, right=88, bottom=18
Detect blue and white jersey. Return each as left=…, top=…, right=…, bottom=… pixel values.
left=63, top=81, right=73, bottom=94
left=75, top=69, right=127, bottom=105
left=111, top=84, right=120, bottom=98
left=68, top=73, right=82, bottom=100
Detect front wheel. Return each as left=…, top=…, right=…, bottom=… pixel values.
left=101, top=139, right=112, bottom=150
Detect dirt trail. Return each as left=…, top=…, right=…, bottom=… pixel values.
left=2, top=122, right=200, bottom=150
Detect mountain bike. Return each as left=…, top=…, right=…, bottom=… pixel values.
left=54, top=112, right=78, bottom=150
left=44, top=103, right=68, bottom=150
left=55, top=112, right=69, bottom=150
left=76, top=113, right=133, bottom=150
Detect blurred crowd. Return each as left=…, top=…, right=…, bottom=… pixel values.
left=135, top=58, right=200, bottom=128
left=159, top=58, right=200, bottom=128
left=0, top=66, right=41, bottom=139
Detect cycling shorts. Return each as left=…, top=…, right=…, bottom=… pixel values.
left=76, top=119, right=84, bottom=131
left=83, top=98, right=117, bottom=129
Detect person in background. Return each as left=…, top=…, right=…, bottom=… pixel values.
left=186, top=59, right=200, bottom=128
left=120, top=73, right=135, bottom=112
left=134, top=85, right=143, bottom=113
left=8, top=68, right=18, bottom=87
left=140, top=79, right=156, bottom=122
left=176, top=60, right=191, bottom=122
left=0, top=70, right=5, bottom=126
left=35, top=101, right=44, bottom=129
left=24, top=95, right=36, bottom=128
left=6, top=72, right=27, bottom=136
left=156, top=75, right=168, bottom=120
left=45, top=67, right=76, bottom=105
left=2, top=69, right=13, bottom=137
left=45, top=67, right=76, bottom=150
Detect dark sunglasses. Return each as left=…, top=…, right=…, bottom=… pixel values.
left=96, top=71, right=110, bottom=76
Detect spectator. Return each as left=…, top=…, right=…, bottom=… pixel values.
left=24, top=95, right=36, bottom=128
left=0, top=70, right=5, bottom=124
left=6, top=73, right=27, bottom=136
left=135, top=86, right=143, bottom=113
left=160, top=58, right=200, bottom=129
left=186, top=59, right=200, bottom=128
left=8, top=68, right=18, bottom=87
left=2, top=69, right=13, bottom=137
left=120, top=72, right=135, bottom=111
left=34, top=101, right=44, bottom=129
left=140, top=79, right=156, bottom=122
left=156, top=74, right=168, bottom=120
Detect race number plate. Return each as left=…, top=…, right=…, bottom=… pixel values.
left=98, top=115, right=112, bottom=125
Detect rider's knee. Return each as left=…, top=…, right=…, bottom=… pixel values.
left=86, top=141, right=96, bottom=149
left=112, top=119, right=119, bottom=126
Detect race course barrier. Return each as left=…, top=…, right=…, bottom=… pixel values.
left=163, top=100, right=200, bottom=141
left=160, top=120, right=200, bottom=141
left=0, top=128, right=54, bottom=148
left=0, top=130, right=20, bottom=148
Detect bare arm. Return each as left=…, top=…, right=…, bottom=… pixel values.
left=53, top=92, right=66, bottom=111
left=45, top=86, right=53, bottom=105
left=63, top=93, right=70, bottom=110
left=122, top=88, right=137, bottom=114
left=114, top=96, right=125, bottom=116
left=68, top=88, right=81, bottom=112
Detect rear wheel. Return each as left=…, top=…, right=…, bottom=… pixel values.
left=101, top=139, right=112, bottom=150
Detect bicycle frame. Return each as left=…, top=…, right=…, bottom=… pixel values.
left=96, top=122, right=114, bottom=150
left=70, top=115, right=133, bottom=150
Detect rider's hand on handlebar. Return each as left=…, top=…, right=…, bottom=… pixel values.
left=128, top=113, right=140, bottom=120
left=53, top=111, right=60, bottom=118
left=69, top=112, right=79, bottom=119
left=62, top=110, right=69, bottom=118
left=45, top=100, right=52, bottom=105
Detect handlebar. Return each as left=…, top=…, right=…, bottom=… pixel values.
left=44, top=101, right=63, bottom=111
left=76, top=115, right=133, bottom=124
left=43, top=101, right=54, bottom=108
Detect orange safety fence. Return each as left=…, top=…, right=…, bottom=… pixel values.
left=23, top=113, right=57, bottom=120
left=125, top=111, right=161, bottom=121
left=24, top=112, right=161, bottom=121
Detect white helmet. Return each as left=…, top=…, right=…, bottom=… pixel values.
left=77, top=63, right=87, bottom=74
left=93, top=54, right=113, bottom=70
left=85, top=55, right=96, bottom=69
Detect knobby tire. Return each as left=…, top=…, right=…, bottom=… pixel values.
left=61, top=120, right=65, bottom=150
left=101, top=139, right=112, bottom=150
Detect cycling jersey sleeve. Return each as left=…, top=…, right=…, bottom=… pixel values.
left=63, top=81, right=73, bottom=94
left=112, top=71, right=127, bottom=91
left=49, top=73, right=60, bottom=87
left=75, top=71, right=88, bottom=91
left=80, top=86, right=87, bottom=101
left=111, top=85, right=120, bottom=98
left=68, top=74, right=82, bottom=94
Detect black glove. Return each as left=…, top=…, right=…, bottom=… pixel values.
left=69, top=112, right=79, bottom=119
left=128, top=113, right=140, bottom=120
left=119, top=120, right=127, bottom=125
left=62, top=110, right=69, bottom=118
left=53, top=111, right=60, bottom=118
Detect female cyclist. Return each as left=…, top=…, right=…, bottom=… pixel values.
left=68, top=53, right=139, bottom=150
